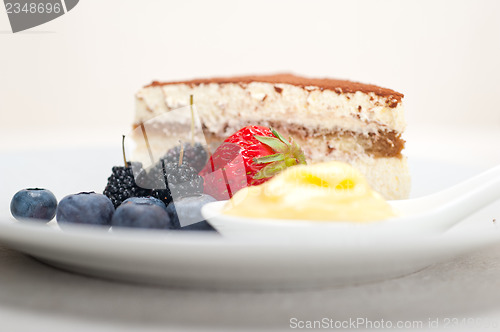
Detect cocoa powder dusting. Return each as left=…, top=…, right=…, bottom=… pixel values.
left=147, top=73, right=404, bottom=107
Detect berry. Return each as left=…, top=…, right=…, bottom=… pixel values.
left=181, top=220, right=217, bottom=231
left=199, top=126, right=306, bottom=200
left=166, top=194, right=217, bottom=231
left=56, top=192, right=114, bottom=228
left=121, top=196, right=167, bottom=211
left=111, top=203, right=172, bottom=229
left=10, top=188, right=57, bottom=222
left=103, top=162, right=152, bottom=208
left=148, top=161, right=204, bottom=205
left=162, top=142, right=208, bottom=173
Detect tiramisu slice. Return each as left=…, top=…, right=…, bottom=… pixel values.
left=133, top=74, right=410, bottom=199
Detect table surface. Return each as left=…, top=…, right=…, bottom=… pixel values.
left=1, top=124, right=500, bottom=332
left=1, top=243, right=500, bottom=332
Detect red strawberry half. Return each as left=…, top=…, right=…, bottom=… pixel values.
left=199, top=126, right=307, bottom=200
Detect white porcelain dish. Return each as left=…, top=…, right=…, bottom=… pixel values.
left=1, top=217, right=499, bottom=290
left=0, top=149, right=499, bottom=289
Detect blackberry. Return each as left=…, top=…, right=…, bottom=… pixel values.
left=162, top=142, right=208, bottom=173
left=103, top=162, right=152, bottom=208
left=151, top=188, right=173, bottom=206
left=149, top=160, right=204, bottom=205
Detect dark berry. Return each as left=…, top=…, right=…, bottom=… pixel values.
left=148, top=161, right=204, bottom=205
left=103, top=162, right=151, bottom=208
left=121, top=196, right=167, bottom=211
left=150, top=188, right=173, bottom=205
left=166, top=194, right=217, bottom=231
left=10, top=188, right=57, bottom=222
left=163, top=142, right=208, bottom=173
left=57, top=192, right=114, bottom=228
left=181, top=220, right=217, bottom=231
left=111, top=203, right=172, bottom=229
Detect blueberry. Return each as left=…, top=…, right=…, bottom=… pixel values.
left=166, top=194, right=217, bottom=231
left=56, top=192, right=114, bottom=228
left=181, top=220, right=217, bottom=231
left=121, top=196, right=167, bottom=211
left=10, top=188, right=57, bottom=222
left=111, top=203, right=172, bottom=229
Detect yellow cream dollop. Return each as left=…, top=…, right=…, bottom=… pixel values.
left=223, top=161, right=395, bottom=221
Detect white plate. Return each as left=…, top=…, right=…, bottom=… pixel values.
left=0, top=148, right=499, bottom=289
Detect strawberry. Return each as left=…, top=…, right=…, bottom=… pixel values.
left=199, top=126, right=306, bottom=200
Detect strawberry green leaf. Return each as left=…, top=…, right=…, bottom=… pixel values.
left=254, top=135, right=288, bottom=153
left=284, top=157, right=297, bottom=167
left=270, top=127, right=291, bottom=147
left=253, top=153, right=285, bottom=164
left=253, top=160, right=287, bottom=180
left=292, top=140, right=307, bottom=165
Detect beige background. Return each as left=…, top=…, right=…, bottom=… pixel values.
left=0, top=0, right=499, bottom=150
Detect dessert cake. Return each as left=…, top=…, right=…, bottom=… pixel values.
left=134, top=74, right=410, bottom=199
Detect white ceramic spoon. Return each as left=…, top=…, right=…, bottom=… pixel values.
left=202, top=165, right=500, bottom=239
